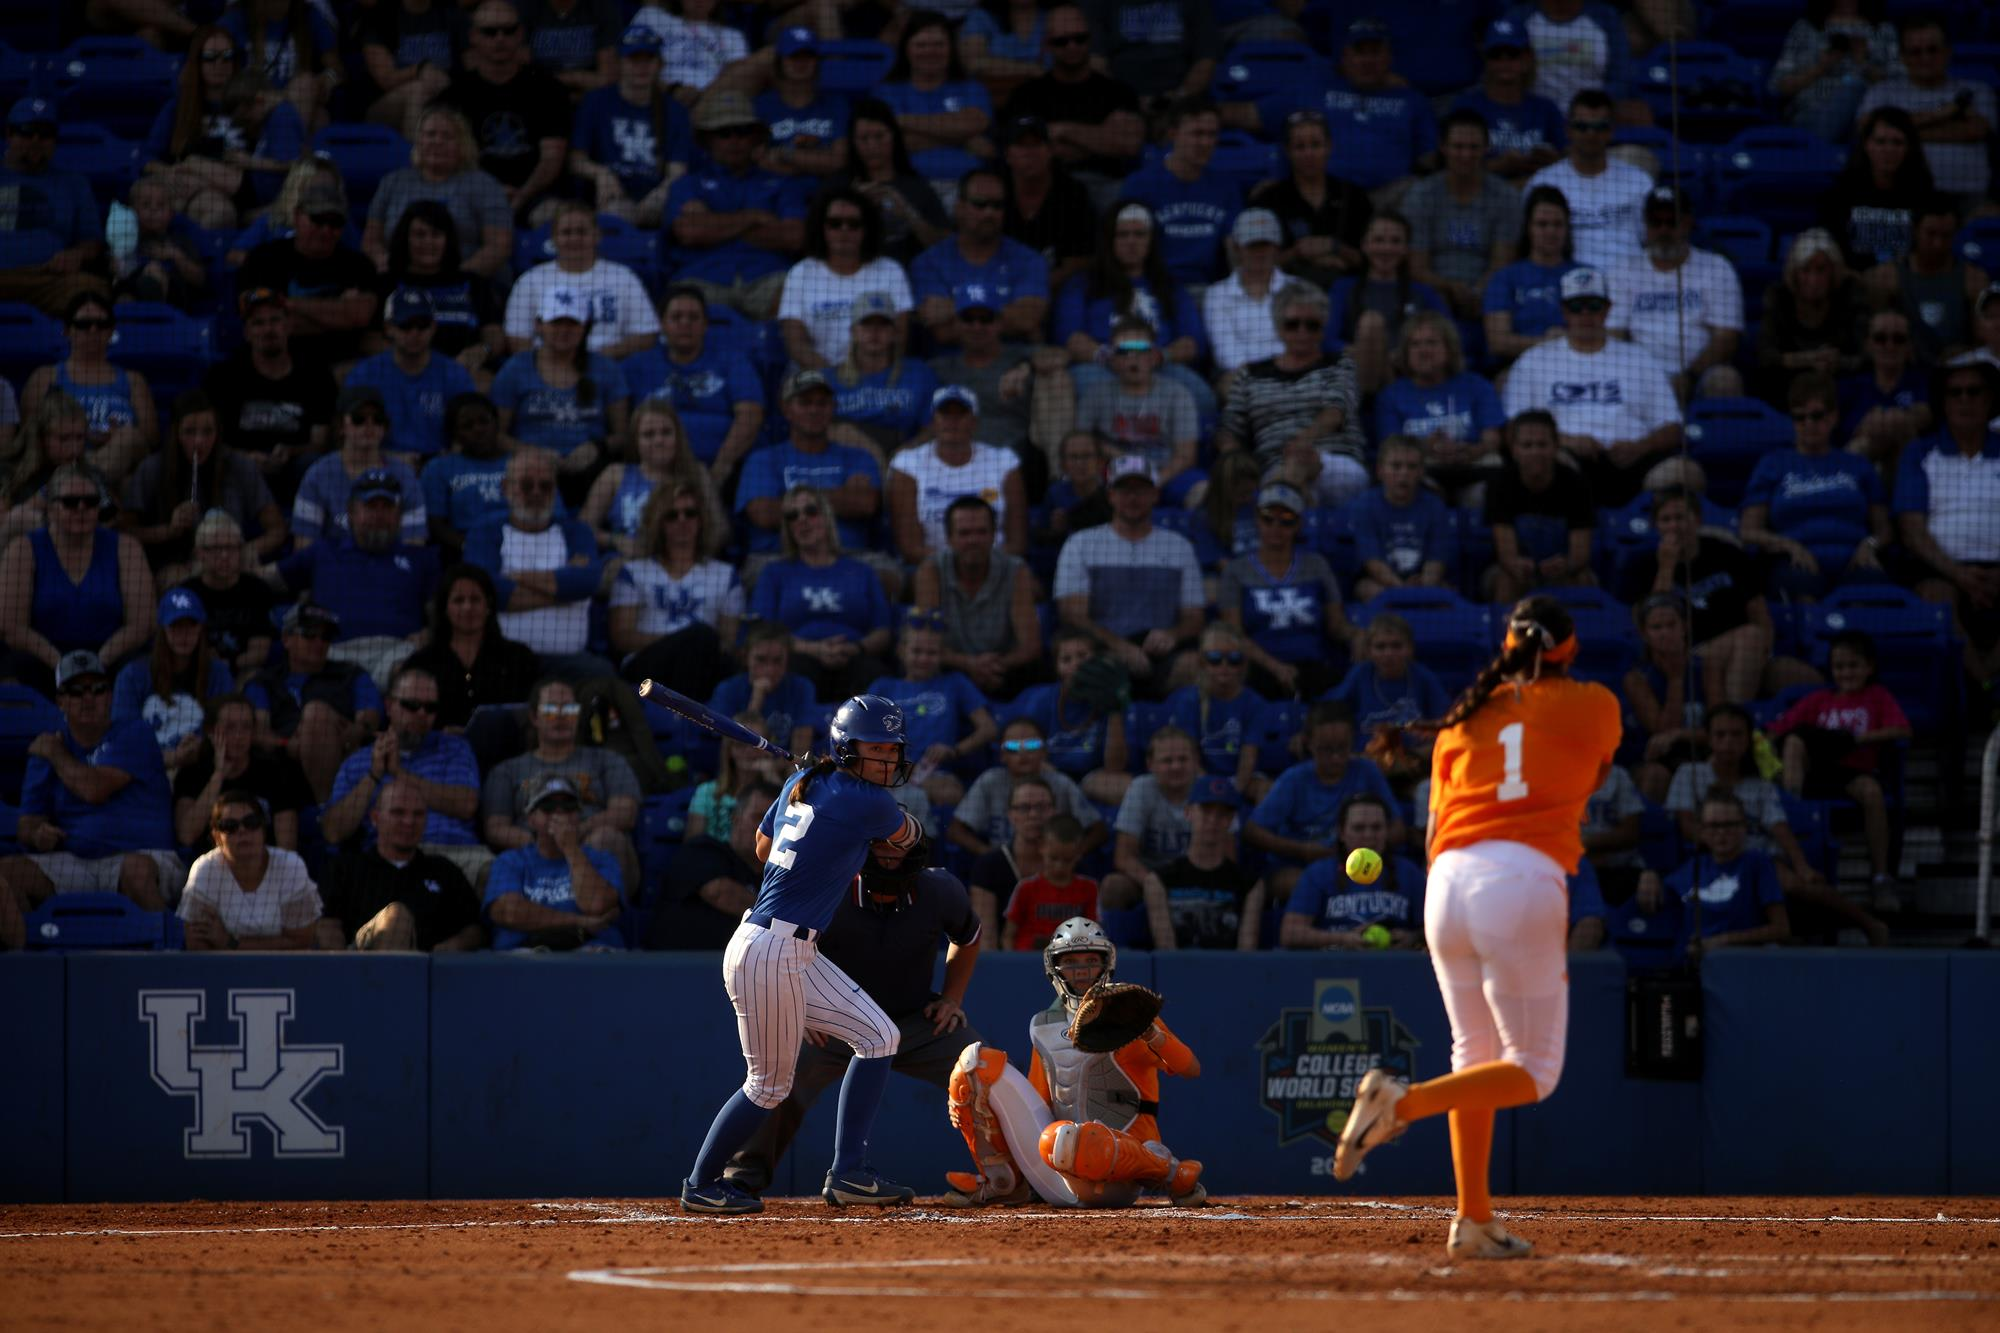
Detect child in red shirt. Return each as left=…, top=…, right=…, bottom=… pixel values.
left=1768, top=631, right=1913, bottom=911
left=1003, top=815, right=1097, bottom=950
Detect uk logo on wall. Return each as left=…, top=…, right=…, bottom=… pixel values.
left=1256, top=978, right=1418, bottom=1147
left=139, top=989, right=346, bottom=1159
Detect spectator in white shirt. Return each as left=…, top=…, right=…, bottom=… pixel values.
left=1502, top=266, right=1682, bottom=505
left=1606, top=185, right=1745, bottom=402
left=1203, top=209, right=1298, bottom=384
left=179, top=789, right=322, bottom=950
left=464, top=447, right=614, bottom=678
left=502, top=201, right=660, bottom=359
left=1524, top=89, right=1652, bottom=270
left=777, top=186, right=915, bottom=370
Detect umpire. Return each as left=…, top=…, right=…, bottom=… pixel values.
left=724, top=837, right=984, bottom=1196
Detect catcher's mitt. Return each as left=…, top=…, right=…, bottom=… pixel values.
left=1066, top=981, right=1163, bottom=1053
left=1066, top=654, right=1132, bottom=716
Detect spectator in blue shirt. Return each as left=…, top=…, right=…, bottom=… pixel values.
left=1349, top=438, right=1459, bottom=600
left=568, top=25, right=693, bottom=229
left=293, top=386, right=429, bottom=548
left=1244, top=701, right=1402, bottom=900
left=1450, top=18, right=1565, bottom=184
left=112, top=588, right=236, bottom=770
left=1373, top=314, right=1505, bottom=497
left=913, top=167, right=1052, bottom=347
left=347, top=288, right=478, bottom=466
left=244, top=603, right=383, bottom=802
left=878, top=12, right=994, bottom=181
left=484, top=774, right=625, bottom=951
left=665, top=91, right=808, bottom=317
left=219, top=0, right=341, bottom=129
left=709, top=621, right=822, bottom=759
left=1637, top=791, right=1788, bottom=957
left=1217, top=481, right=1355, bottom=702
left=423, top=393, right=516, bottom=553
left=1163, top=622, right=1270, bottom=796
left=620, top=285, right=764, bottom=484
left=1329, top=212, right=1449, bottom=396
left=831, top=292, right=940, bottom=458
left=1321, top=19, right=1441, bottom=194
left=1279, top=793, right=1425, bottom=948
left=867, top=611, right=998, bottom=806
left=1842, top=307, right=1933, bottom=467
left=1, top=650, right=181, bottom=943
left=1740, top=372, right=1892, bottom=601
left=754, top=27, right=852, bottom=184
left=0, top=98, right=107, bottom=319
left=1484, top=184, right=1579, bottom=367
left=490, top=285, right=631, bottom=503
left=1117, top=94, right=1241, bottom=289
left=751, top=485, right=894, bottom=702
left=1326, top=614, right=1449, bottom=787
left=735, top=370, right=885, bottom=558
left=1053, top=201, right=1214, bottom=416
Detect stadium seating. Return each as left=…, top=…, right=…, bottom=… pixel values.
left=1957, top=216, right=2000, bottom=269
left=50, top=120, right=142, bottom=209
left=1210, top=41, right=1332, bottom=107
left=47, top=36, right=178, bottom=141
left=106, top=303, right=215, bottom=416
left=1122, top=700, right=1171, bottom=773
left=1684, top=396, right=1792, bottom=508
left=23, top=892, right=176, bottom=951
left=1797, top=586, right=1960, bottom=736
left=1634, top=41, right=1770, bottom=144
left=0, top=41, right=36, bottom=104
left=814, top=39, right=893, bottom=93
left=310, top=123, right=411, bottom=213
left=0, top=683, right=61, bottom=805
left=1713, top=127, right=1843, bottom=236
left=0, top=303, right=65, bottom=390
left=1532, top=586, right=1643, bottom=683
left=1607, top=889, right=1686, bottom=971
left=1348, top=588, right=1492, bottom=695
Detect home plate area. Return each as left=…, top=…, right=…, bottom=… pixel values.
left=4, top=1197, right=1999, bottom=1331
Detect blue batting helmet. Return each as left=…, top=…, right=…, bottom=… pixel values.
left=829, top=693, right=914, bottom=786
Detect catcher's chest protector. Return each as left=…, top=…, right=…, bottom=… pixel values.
left=1031, top=1005, right=1143, bottom=1131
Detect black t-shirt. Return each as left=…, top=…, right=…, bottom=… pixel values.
left=173, top=747, right=314, bottom=856
left=177, top=574, right=280, bottom=666
left=1622, top=537, right=1761, bottom=646
left=359, top=4, right=460, bottom=94
left=1251, top=173, right=1374, bottom=285
left=202, top=350, right=338, bottom=457
left=440, top=64, right=573, bottom=191
left=968, top=846, right=1021, bottom=904
left=1156, top=853, right=1260, bottom=949
left=404, top=637, right=542, bottom=730
left=1003, top=72, right=1142, bottom=177
left=1484, top=463, right=1597, bottom=529
left=1004, top=169, right=1098, bottom=274
left=237, top=241, right=382, bottom=366
left=819, top=868, right=981, bottom=1019
left=318, top=847, right=481, bottom=949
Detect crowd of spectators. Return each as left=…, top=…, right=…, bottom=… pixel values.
left=1, top=0, right=1998, bottom=961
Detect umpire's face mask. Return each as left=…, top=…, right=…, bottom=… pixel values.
left=858, top=837, right=930, bottom=910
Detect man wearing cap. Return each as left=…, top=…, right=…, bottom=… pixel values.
left=481, top=677, right=641, bottom=879
left=666, top=90, right=807, bottom=318
left=997, top=114, right=1097, bottom=292
left=928, top=290, right=1073, bottom=468
left=346, top=287, right=480, bottom=464
left=1052, top=455, right=1204, bottom=692
left=754, top=26, right=851, bottom=182
left=889, top=386, right=1030, bottom=564
left=1202, top=208, right=1298, bottom=378
left=1001, top=5, right=1143, bottom=202
left=202, top=288, right=336, bottom=491
left=292, top=385, right=430, bottom=547
left=110, top=589, right=235, bottom=768
left=569, top=25, right=691, bottom=227
left=1502, top=265, right=1683, bottom=504
left=1523, top=88, right=1654, bottom=270
left=1117, top=94, right=1241, bottom=289
left=0, top=651, right=179, bottom=950
left=1894, top=360, right=2000, bottom=687
left=316, top=776, right=485, bottom=952
left=465, top=447, right=613, bottom=677
left=1280, top=793, right=1425, bottom=951
left=0, top=97, right=109, bottom=316
left=270, top=465, right=442, bottom=690
left=735, top=369, right=885, bottom=557
left=483, top=773, right=625, bottom=951
left=239, top=184, right=381, bottom=372
left=1075, top=315, right=1200, bottom=505
left=438, top=0, right=572, bottom=221
left=621, top=285, right=766, bottom=482
left=503, top=200, right=661, bottom=359
left=244, top=603, right=383, bottom=802
left=914, top=167, right=1050, bottom=346
left=1450, top=18, right=1566, bottom=183
left=1403, top=110, right=1519, bottom=320
left=1146, top=774, right=1266, bottom=951
left=1605, top=186, right=1745, bottom=402
left=1217, top=479, right=1355, bottom=700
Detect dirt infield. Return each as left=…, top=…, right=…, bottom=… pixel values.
left=5, top=1196, right=1999, bottom=1332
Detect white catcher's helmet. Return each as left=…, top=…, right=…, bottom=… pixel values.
left=1043, top=916, right=1116, bottom=1007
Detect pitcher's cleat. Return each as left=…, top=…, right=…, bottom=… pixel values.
left=1332, top=1068, right=1409, bottom=1181
left=823, top=1166, right=917, bottom=1207
left=1447, top=1216, right=1534, bottom=1260
left=940, top=1170, right=1034, bottom=1207
left=680, top=1177, right=763, bottom=1215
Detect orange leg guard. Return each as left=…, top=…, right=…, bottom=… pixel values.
left=947, top=1044, right=1019, bottom=1194
left=1039, top=1120, right=1186, bottom=1186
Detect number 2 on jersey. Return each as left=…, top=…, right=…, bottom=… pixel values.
left=766, top=800, right=816, bottom=869
left=1496, top=722, right=1529, bottom=802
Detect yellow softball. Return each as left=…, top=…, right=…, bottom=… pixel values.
left=1345, top=847, right=1383, bottom=885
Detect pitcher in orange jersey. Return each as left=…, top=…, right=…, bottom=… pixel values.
left=1337, top=596, right=1621, bottom=1261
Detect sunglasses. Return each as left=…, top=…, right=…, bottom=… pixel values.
left=1946, top=385, right=1989, bottom=399
left=393, top=696, right=440, bottom=713
left=537, top=702, right=583, bottom=717
left=1871, top=331, right=1909, bottom=344
left=1001, top=738, right=1045, bottom=753
left=69, top=317, right=114, bottom=332
left=394, top=318, right=435, bottom=332
left=958, top=309, right=997, bottom=324
left=712, top=125, right=760, bottom=139
left=1113, top=339, right=1153, bottom=354
left=1569, top=119, right=1613, bottom=132
left=517, top=478, right=556, bottom=494
left=9, top=124, right=56, bottom=140
left=1282, top=318, right=1323, bottom=332
left=824, top=215, right=864, bottom=230
left=1049, top=31, right=1090, bottom=46
left=537, top=799, right=582, bottom=814
left=962, top=196, right=1005, bottom=211
left=308, top=211, right=347, bottom=228
left=1790, top=408, right=1832, bottom=423
left=476, top=21, right=521, bottom=36
left=289, top=626, right=336, bottom=641
left=200, top=48, right=236, bottom=62
left=1258, top=510, right=1299, bottom=526
left=1564, top=299, right=1609, bottom=313
left=348, top=411, right=387, bottom=427
left=214, top=810, right=268, bottom=834
left=53, top=494, right=99, bottom=510
left=1203, top=650, right=1246, bottom=665
left=782, top=506, right=821, bottom=521
left=664, top=506, right=701, bottom=520
left=60, top=680, right=112, bottom=698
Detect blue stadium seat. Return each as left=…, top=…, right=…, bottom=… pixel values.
left=1122, top=700, right=1170, bottom=773
left=50, top=120, right=141, bottom=210
left=1694, top=214, right=1780, bottom=314
left=1714, top=127, right=1842, bottom=236
left=0, top=682, right=61, bottom=804
left=1798, top=585, right=1960, bottom=736
left=1693, top=0, right=1809, bottom=60
left=1635, top=41, right=1770, bottom=143
left=1258, top=700, right=1305, bottom=777
left=1779, top=793, right=1840, bottom=884
left=0, top=228, right=63, bottom=270
left=0, top=302, right=65, bottom=390
left=1607, top=890, right=1686, bottom=972
left=816, top=38, right=893, bottom=93
left=1452, top=507, right=1495, bottom=600
left=636, top=787, right=697, bottom=907
left=1684, top=396, right=1791, bottom=507
left=1211, top=41, right=1333, bottom=107
left=1098, top=904, right=1152, bottom=950
left=1956, top=216, right=2000, bottom=269
left=311, top=123, right=410, bottom=212
left=24, top=892, right=172, bottom=951
left=107, top=303, right=214, bottom=412
left=1348, top=588, right=1492, bottom=695
left=0, top=42, right=39, bottom=104
left=48, top=36, right=179, bottom=140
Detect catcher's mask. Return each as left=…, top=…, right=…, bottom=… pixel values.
left=1043, top=916, right=1116, bottom=1006
left=857, top=834, right=931, bottom=910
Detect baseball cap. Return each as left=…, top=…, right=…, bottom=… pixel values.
left=1643, top=184, right=1690, bottom=218
left=1483, top=17, right=1527, bottom=51
left=385, top=286, right=435, bottom=326
left=931, top=385, right=979, bottom=413
left=620, top=24, right=663, bottom=56
left=1976, top=281, right=2000, bottom=314
left=783, top=367, right=834, bottom=400
left=1344, top=17, right=1389, bottom=45
left=1003, top=114, right=1049, bottom=145
left=54, top=650, right=107, bottom=690
left=955, top=285, right=999, bottom=315
left=539, top=286, right=587, bottom=324
left=297, top=183, right=348, bottom=222
left=237, top=286, right=287, bottom=317
left=694, top=91, right=762, bottom=133
left=1107, top=455, right=1156, bottom=487
left=336, top=384, right=387, bottom=418
left=157, top=587, right=207, bottom=628
left=776, top=25, right=819, bottom=57
left=1188, top=774, right=1242, bottom=810
left=1231, top=208, right=1281, bottom=247
left=1560, top=267, right=1609, bottom=304
left=7, top=97, right=56, bottom=130
left=849, top=290, right=898, bottom=325
left=526, top=773, right=583, bottom=812
left=352, top=468, right=402, bottom=503
left=282, top=603, right=340, bottom=636
left=1256, top=482, right=1306, bottom=515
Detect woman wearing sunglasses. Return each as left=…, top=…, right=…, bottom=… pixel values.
left=1162, top=622, right=1270, bottom=802
left=2, top=393, right=93, bottom=543
left=179, top=790, right=321, bottom=951
left=20, top=293, right=157, bottom=486
left=0, top=463, right=155, bottom=698
left=609, top=478, right=741, bottom=702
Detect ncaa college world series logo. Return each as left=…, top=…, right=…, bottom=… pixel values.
left=1256, top=979, right=1418, bottom=1149
left=139, top=989, right=345, bottom=1159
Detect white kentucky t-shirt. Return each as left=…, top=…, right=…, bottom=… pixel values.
left=1523, top=158, right=1654, bottom=270
left=1606, top=247, right=1745, bottom=373
left=178, top=847, right=322, bottom=940
left=503, top=258, right=661, bottom=354
left=889, top=441, right=1017, bottom=553
left=498, top=523, right=591, bottom=654
left=1502, top=336, right=1683, bottom=446
left=777, top=257, right=915, bottom=367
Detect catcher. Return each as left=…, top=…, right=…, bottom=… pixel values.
left=942, top=916, right=1207, bottom=1208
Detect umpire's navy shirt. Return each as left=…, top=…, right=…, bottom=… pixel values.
left=820, top=868, right=982, bottom=1019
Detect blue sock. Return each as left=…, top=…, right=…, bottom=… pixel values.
left=830, top=1054, right=895, bottom=1176
left=689, top=1091, right=771, bottom=1186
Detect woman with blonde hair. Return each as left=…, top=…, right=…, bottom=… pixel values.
left=750, top=484, right=893, bottom=700
left=223, top=154, right=347, bottom=266
left=363, top=105, right=513, bottom=280
left=1376, top=311, right=1505, bottom=497
left=609, top=478, right=741, bottom=699
left=580, top=398, right=720, bottom=564
left=1757, top=228, right=1871, bottom=401
left=4, top=393, right=94, bottom=534
left=177, top=509, right=279, bottom=677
